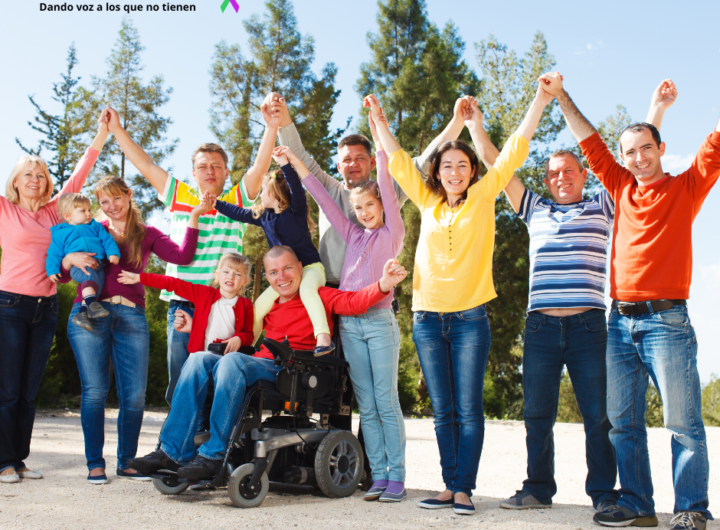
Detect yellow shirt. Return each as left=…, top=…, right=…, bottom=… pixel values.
left=388, top=133, right=529, bottom=312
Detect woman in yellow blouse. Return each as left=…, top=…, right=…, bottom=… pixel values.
left=365, top=85, right=554, bottom=515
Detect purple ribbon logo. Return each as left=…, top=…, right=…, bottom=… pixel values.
left=221, top=0, right=239, bottom=13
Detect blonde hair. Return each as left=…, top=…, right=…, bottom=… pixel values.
left=350, top=180, right=382, bottom=202
left=94, top=175, right=145, bottom=268
left=212, top=252, right=253, bottom=296
left=58, top=193, right=92, bottom=219
left=6, top=156, right=54, bottom=206
left=251, top=170, right=316, bottom=236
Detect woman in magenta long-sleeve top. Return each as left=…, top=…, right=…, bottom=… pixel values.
left=58, top=175, right=212, bottom=484
left=0, top=114, right=110, bottom=484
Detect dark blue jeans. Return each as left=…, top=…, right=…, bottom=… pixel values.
left=166, top=300, right=193, bottom=405
left=521, top=309, right=618, bottom=506
left=412, top=305, right=491, bottom=497
left=0, top=291, right=58, bottom=472
left=607, top=303, right=711, bottom=519
left=67, top=302, right=150, bottom=471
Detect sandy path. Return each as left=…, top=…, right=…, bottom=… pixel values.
left=1, top=410, right=717, bottom=529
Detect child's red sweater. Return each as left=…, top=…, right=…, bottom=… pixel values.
left=140, top=273, right=254, bottom=354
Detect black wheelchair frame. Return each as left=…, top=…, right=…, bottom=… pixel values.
left=150, top=337, right=365, bottom=508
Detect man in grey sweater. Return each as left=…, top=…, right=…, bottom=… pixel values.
left=264, top=93, right=470, bottom=286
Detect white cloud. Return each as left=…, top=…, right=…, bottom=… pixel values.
left=575, top=40, right=603, bottom=55
left=661, top=153, right=694, bottom=173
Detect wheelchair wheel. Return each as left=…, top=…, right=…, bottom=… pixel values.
left=228, top=463, right=269, bottom=508
left=153, top=476, right=190, bottom=495
left=314, top=430, right=364, bottom=498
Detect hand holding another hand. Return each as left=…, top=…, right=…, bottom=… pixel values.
left=379, top=259, right=408, bottom=293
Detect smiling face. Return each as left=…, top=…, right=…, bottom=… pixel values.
left=544, top=154, right=587, bottom=204
left=337, top=145, right=375, bottom=188
left=352, top=191, right=384, bottom=229
left=264, top=251, right=303, bottom=303
left=192, top=151, right=229, bottom=196
left=437, top=149, right=475, bottom=202
left=215, top=264, right=250, bottom=299
left=14, top=162, right=49, bottom=202
left=619, top=129, right=666, bottom=185
left=97, top=190, right=132, bottom=223
left=64, top=204, right=93, bottom=225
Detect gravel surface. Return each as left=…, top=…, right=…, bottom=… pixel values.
left=1, top=410, right=717, bottom=529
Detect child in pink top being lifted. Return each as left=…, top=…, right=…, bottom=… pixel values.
left=274, top=107, right=407, bottom=503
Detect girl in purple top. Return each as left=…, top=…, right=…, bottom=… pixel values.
left=275, top=111, right=407, bottom=503
left=60, top=175, right=212, bottom=484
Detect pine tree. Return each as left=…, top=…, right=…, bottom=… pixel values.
left=356, top=0, right=479, bottom=412
left=15, top=44, right=87, bottom=193
left=82, top=17, right=177, bottom=215
left=209, top=0, right=345, bottom=300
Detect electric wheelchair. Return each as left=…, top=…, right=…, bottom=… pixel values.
left=149, top=337, right=364, bottom=508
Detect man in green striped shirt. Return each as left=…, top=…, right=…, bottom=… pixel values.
left=111, top=106, right=280, bottom=403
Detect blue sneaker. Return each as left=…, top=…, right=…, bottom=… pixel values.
left=453, top=500, right=475, bottom=515
left=313, top=341, right=336, bottom=357
left=500, top=490, right=551, bottom=510
left=670, top=512, right=707, bottom=530
left=418, top=497, right=454, bottom=509
left=593, top=505, right=658, bottom=527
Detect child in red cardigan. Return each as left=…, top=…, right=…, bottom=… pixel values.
left=119, top=253, right=254, bottom=354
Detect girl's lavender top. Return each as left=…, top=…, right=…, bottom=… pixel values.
left=303, top=150, right=404, bottom=310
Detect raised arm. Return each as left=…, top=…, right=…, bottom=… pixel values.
left=464, top=96, right=499, bottom=168
left=413, top=96, right=469, bottom=175
left=645, top=79, right=678, bottom=130
left=375, top=150, right=404, bottom=244
left=539, top=73, right=597, bottom=143
left=364, top=95, right=402, bottom=156
left=214, top=200, right=261, bottom=226
left=503, top=176, right=526, bottom=214
left=240, top=103, right=280, bottom=200
left=107, top=106, right=169, bottom=195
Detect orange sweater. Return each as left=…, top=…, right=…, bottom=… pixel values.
left=580, top=131, right=720, bottom=302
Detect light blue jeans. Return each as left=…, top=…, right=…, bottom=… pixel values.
left=340, top=308, right=405, bottom=482
left=607, top=302, right=711, bottom=519
left=159, top=352, right=280, bottom=464
left=67, top=302, right=149, bottom=471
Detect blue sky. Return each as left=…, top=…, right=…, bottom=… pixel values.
left=2, top=0, right=720, bottom=380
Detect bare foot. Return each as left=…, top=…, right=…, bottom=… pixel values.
left=89, top=468, right=106, bottom=477
left=0, top=467, right=16, bottom=476
left=434, top=489, right=453, bottom=502
left=454, top=492, right=471, bottom=505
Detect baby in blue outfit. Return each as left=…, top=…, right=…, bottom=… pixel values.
left=47, top=193, right=121, bottom=330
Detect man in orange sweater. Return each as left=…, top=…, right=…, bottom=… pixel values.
left=540, top=74, right=720, bottom=530
left=129, top=246, right=407, bottom=481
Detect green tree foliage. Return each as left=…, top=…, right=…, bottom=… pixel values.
left=81, top=17, right=177, bottom=215
left=15, top=44, right=87, bottom=193
left=702, top=375, right=720, bottom=427
left=556, top=372, right=583, bottom=423
left=356, top=0, right=478, bottom=414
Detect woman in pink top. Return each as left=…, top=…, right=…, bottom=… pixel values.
left=0, top=113, right=110, bottom=484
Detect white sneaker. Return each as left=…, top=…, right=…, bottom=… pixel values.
left=18, top=469, right=43, bottom=479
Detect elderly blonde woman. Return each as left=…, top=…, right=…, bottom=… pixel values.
left=0, top=111, right=109, bottom=484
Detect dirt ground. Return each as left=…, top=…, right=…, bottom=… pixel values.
left=1, top=410, right=717, bottom=529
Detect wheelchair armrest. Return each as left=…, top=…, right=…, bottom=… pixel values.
left=291, top=350, right=349, bottom=368
left=262, top=338, right=293, bottom=362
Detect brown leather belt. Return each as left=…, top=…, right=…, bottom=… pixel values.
left=615, top=299, right=686, bottom=316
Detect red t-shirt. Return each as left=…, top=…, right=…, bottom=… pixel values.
left=257, top=283, right=387, bottom=359
left=580, top=131, right=720, bottom=301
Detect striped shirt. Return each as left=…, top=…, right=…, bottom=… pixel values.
left=158, top=176, right=255, bottom=301
left=517, top=188, right=614, bottom=311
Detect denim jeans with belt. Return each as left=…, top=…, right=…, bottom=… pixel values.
left=160, top=352, right=280, bottom=464
left=607, top=302, right=711, bottom=519
left=0, top=291, right=58, bottom=473
left=521, top=309, right=618, bottom=506
left=412, top=304, right=491, bottom=497
left=340, top=308, right=406, bottom=482
left=67, top=302, right=150, bottom=471
left=166, top=300, right=194, bottom=405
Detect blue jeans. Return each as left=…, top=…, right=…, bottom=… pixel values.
left=412, top=305, right=491, bottom=497
left=69, top=260, right=105, bottom=294
left=67, top=302, right=150, bottom=471
left=340, top=308, right=406, bottom=482
left=607, top=303, right=711, bottom=519
left=166, top=300, right=194, bottom=405
left=0, top=291, right=58, bottom=473
left=160, top=352, right=280, bottom=464
left=521, top=309, right=618, bottom=506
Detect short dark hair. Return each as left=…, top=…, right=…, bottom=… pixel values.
left=544, top=150, right=585, bottom=178
left=338, top=134, right=373, bottom=157
left=618, top=123, right=662, bottom=155
left=192, top=143, right=229, bottom=168
left=264, top=245, right=298, bottom=263
left=426, top=140, right=479, bottom=207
